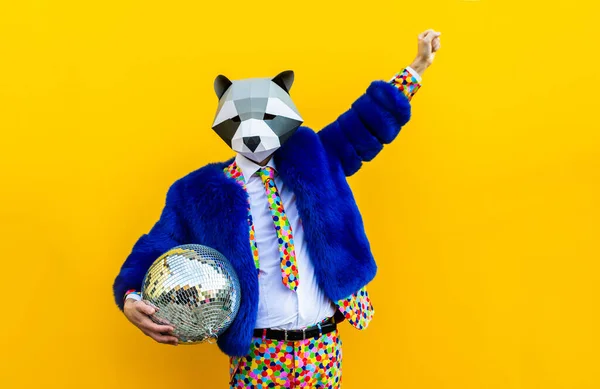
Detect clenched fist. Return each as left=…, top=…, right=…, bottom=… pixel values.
left=410, top=29, right=442, bottom=76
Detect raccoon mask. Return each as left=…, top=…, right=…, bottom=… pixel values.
left=211, top=70, right=304, bottom=164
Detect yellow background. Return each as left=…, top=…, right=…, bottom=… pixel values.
left=1, top=0, right=599, bottom=388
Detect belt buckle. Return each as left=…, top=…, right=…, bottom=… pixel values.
left=284, top=329, right=288, bottom=342
left=302, top=328, right=306, bottom=340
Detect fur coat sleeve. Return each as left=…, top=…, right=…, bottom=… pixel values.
left=317, top=80, right=412, bottom=176
left=112, top=184, right=187, bottom=310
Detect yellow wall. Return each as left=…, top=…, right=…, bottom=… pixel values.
left=1, top=0, right=599, bottom=388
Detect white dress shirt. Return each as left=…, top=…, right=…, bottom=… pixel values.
left=235, top=154, right=336, bottom=330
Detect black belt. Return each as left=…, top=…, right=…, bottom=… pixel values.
left=253, top=318, right=337, bottom=341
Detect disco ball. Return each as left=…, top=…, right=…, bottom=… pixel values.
left=140, top=244, right=241, bottom=345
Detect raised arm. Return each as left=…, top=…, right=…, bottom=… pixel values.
left=318, top=29, right=441, bottom=176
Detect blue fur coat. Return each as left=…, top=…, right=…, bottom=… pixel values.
left=113, top=81, right=412, bottom=357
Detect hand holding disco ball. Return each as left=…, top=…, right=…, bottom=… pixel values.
left=124, top=297, right=178, bottom=345
left=124, top=244, right=241, bottom=346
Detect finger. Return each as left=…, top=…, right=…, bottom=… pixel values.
left=423, top=30, right=442, bottom=43
left=149, top=314, right=172, bottom=326
left=141, top=319, right=176, bottom=334
left=149, top=332, right=179, bottom=346
left=134, top=312, right=175, bottom=331
left=143, top=299, right=158, bottom=308
left=142, top=299, right=160, bottom=312
left=418, top=28, right=434, bottom=40
left=420, top=29, right=436, bottom=40
left=149, top=332, right=179, bottom=345
left=136, top=300, right=157, bottom=315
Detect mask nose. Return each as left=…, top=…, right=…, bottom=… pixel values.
left=243, top=136, right=261, bottom=152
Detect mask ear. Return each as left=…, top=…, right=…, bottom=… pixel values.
left=272, top=70, right=295, bottom=94
left=214, top=75, right=232, bottom=99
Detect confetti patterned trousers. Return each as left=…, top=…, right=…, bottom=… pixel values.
left=229, top=330, right=342, bottom=388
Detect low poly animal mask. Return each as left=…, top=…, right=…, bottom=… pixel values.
left=211, top=70, right=304, bottom=164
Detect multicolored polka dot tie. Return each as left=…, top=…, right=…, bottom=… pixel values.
left=257, top=166, right=299, bottom=291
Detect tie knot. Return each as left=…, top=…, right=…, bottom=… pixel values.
left=257, top=166, right=276, bottom=183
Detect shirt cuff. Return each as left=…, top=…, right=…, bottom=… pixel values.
left=125, top=293, right=142, bottom=301
left=389, top=67, right=422, bottom=101
left=405, top=66, right=422, bottom=83
left=123, top=289, right=142, bottom=302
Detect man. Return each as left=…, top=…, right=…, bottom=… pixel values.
left=113, top=29, right=442, bottom=388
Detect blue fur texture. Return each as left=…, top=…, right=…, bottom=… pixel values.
left=112, top=81, right=411, bottom=357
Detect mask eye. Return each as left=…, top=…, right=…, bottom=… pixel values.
left=232, top=115, right=241, bottom=123
left=263, top=113, right=276, bottom=120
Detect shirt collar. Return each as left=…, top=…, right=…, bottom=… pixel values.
left=235, top=153, right=277, bottom=183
